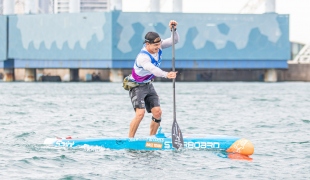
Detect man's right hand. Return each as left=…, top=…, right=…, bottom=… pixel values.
left=166, top=71, right=178, bottom=79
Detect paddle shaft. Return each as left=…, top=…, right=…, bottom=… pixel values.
left=171, top=25, right=184, bottom=149
left=172, top=25, right=176, bottom=121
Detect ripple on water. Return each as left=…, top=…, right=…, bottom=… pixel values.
left=302, top=119, right=310, bottom=123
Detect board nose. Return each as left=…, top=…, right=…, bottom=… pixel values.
left=226, top=138, right=254, bottom=155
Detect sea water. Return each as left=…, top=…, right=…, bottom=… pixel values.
left=0, top=82, right=309, bottom=179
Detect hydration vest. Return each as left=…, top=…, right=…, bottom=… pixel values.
left=131, top=48, right=162, bottom=83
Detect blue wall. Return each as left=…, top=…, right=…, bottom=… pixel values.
left=112, top=12, right=290, bottom=61
left=6, top=12, right=290, bottom=69
left=0, top=16, right=7, bottom=62
left=9, top=12, right=112, bottom=60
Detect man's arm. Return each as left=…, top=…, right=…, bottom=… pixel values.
left=161, top=31, right=179, bottom=49
left=138, top=55, right=177, bottom=79
left=137, top=54, right=168, bottom=78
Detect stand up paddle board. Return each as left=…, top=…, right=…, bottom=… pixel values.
left=44, top=128, right=254, bottom=155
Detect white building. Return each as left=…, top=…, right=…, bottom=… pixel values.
left=0, top=0, right=116, bottom=14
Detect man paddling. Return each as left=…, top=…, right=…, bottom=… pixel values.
left=128, top=20, right=179, bottom=138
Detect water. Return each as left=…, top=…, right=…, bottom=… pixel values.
left=1, top=82, right=309, bottom=179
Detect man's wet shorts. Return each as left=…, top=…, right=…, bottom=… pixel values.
left=129, top=83, right=160, bottom=113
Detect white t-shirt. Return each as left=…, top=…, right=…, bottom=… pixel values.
left=132, top=31, right=179, bottom=80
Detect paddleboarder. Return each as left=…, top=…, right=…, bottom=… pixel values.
left=127, top=20, right=179, bottom=138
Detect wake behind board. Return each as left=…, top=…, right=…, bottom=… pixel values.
left=44, top=129, right=254, bottom=155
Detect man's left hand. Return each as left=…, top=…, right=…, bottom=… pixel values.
left=169, top=20, right=178, bottom=30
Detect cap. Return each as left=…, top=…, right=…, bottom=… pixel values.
left=144, top=32, right=161, bottom=44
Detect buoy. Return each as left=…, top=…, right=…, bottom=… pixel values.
left=226, top=138, right=254, bottom=155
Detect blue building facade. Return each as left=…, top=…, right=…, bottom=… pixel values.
left=0, top=16, right=7, bottom=64
left=1, top=12, right=290, bottom=69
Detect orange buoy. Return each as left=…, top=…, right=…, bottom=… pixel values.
left=228, top=153, right=253, bottom=161
left=226, top=138, right=254, bottom=155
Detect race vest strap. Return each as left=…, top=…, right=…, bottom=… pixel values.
left=135, top=49, right=162, bottom=68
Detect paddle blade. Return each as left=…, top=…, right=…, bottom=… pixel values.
left=172, top=120, right=184, bottom=149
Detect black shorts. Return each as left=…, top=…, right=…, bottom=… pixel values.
left=129, top=83, right=160, bottom=113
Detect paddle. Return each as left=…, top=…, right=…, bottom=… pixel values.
left=171, top=25, right=184, bottom=150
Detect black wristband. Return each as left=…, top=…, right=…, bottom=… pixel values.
left=171, top=28, right=177, bottom=32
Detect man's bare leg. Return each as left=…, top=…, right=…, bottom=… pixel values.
left=150, top=107, right=162, bottom=135
left=150, top=121, right=160, bottom=136
left=128, top=108, right=145, bottom=138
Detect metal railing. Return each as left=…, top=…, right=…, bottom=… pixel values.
left=239, top=0, right=265, bottom=14
left=292, top=43, right=310, bottom=63
left=54, top=0, right=69, bottom=13
left=81, top=0, right=109, bottom=12
left=54, top=0, right=109, bottom=13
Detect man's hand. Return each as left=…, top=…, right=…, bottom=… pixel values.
left=169, top=20, right=178, bottom=30
left=166, top=71, right=178, bottom=79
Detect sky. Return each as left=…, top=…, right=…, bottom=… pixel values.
left=122, top=0, right=310, bottom=44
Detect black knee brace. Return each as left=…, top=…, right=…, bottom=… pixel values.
left=152, top=116, right=161, bottom=123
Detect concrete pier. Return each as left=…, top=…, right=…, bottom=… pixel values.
left=13, top=69, right=24, bottom=81
left=109, top=69, right=123, bottom=82
left=3, top=68, right=14, bottom=81
left=1, top=64, right=310, bottom=82
left=0, top=70, right=3, bottom=80
left=61, top=69, right=71, bottom=82
left=70, top=69, right=79, bottom=81
left=79, top=69, right=110, bottom=82
left=36, top=69, right=44, bottom=81
left=36, top=69, right=68, bottom=82
left=278, top=63, right=310, bottom=81
left=24, top=68, right=36, bottom=82
left=264, top=69, right=277, bottom=82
